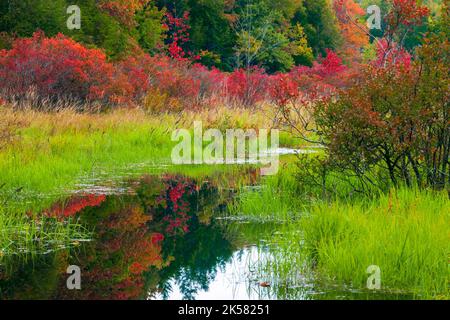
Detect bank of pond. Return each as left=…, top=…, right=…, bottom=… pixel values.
left=0, top=165, right=448, bottom=300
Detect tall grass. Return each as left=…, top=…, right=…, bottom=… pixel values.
left=0, top=205, right=90, bottom=263
left=0, top=106, right=299, bottom=211
left=231, top=161, right=449, bottom=299
left=0, top=105, right=301, bottom=257
left=269, top=188, right=450, bottom=299
left=229, top=161, right=307, bottom=221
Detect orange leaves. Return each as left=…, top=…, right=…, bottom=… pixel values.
left=333, top=0, right=369, bottom=64
left=98, top=0, right=149, bottom=27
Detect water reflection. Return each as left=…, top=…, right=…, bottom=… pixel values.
left=0, top=172, right=411, bottom=300
left=0, top=172, right=264, bottom=300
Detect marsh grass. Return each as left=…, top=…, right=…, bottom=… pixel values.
left=231, top=160, right=449, bottom=299
left=229, top=161, right=307, bottom=221
left=266, top=188, right=450, bottom=299
left=0, top=205, right=90, bottom=263
left=0, top=105, right=301, bottom=257
left=0, top=106, right=298, bottom=208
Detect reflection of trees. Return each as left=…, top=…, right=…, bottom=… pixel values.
left=157, top=220, right=235, bottom=300
left=0, top=253, right=63, bottom=299
left=0, top=173, right=243, bottom=300
left=55, top=196, right=165, bottom=300
left=141, top=175, right=238, bottom=300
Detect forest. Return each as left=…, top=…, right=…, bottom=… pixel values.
left=0, top=0, right=448, bottom=301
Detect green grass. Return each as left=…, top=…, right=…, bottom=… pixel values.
left=3, top=107, right=448, bottom=299
left=0, top=114, right=172, bottom=206
left=0, top=204, right=90, bottom=263
left=228, top=160, right=308, bottom=221
left=0, top=107, right=301, bottom=213
left=231, top=161, right=449, bottom=299
left=0, top=107, right=301, bottom=258
left=264, top=188, right=450, bottom=299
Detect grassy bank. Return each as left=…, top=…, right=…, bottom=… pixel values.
left=2, top=106, right=448, bottom=299
left=229, top=161, right=306, bottom=221
left=232, top=168, right=450, bottom=299
left=0, top=106, right=297, bottom=210
left=298, top=188, right=450, bottom=298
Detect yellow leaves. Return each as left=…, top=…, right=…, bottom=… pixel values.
left=236, top=31, right=264, bottom=58
left=287, top=24, right=314, bottom=60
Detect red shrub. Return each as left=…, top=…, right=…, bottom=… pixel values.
left=187, top=63, right=226, bottom=103
left=0, top=32, right=121, bottom=105
left=288, top=49, right=349, bottom=100
left=0, top=33, right=350, bottom=110
left=225, top=67, right=269, bottom=107
left=268, top=73, right=300, bottom=107
left=114, top=54, right=154, bottom=102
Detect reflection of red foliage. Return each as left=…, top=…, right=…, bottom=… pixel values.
left=151, top=233, right=164, bottom=245
left=72, top=205, right=165, bottom=300
left=45, top=194, right=106, bottom=218
left=159, top=176, right=196, bottom=236
left=386, top=0, right=430, bottom=28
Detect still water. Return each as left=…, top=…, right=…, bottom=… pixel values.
left=0, top=171, right=411, bottom=300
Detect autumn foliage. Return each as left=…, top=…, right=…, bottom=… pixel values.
left=0, top=32, right=117, bottom=106
left=0, top=29, right=353, bottom=111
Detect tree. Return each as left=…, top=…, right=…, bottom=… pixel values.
left=0, top=0, right=166, bottom=59
left=340, top=0, right=430, bottom=64
left=315, top=35, right=448, bottom=190
left=135, top=2, right=166, bottom=53
left=333, top=0, right=369, bottom=64
left=233, top=0, right=294, bottom=72
left=292, top=0, right=342, bottom=57
left=186, top=0, right=236, bottom=70
left=286, top=23, right=314, bottom=66
left=310, top=0, right=448, bottom=190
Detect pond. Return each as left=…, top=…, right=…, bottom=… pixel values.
left=0, top=168, right=412, bottom=300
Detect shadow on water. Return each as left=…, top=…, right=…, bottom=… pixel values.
left=0, top=171, right=412, bottom=300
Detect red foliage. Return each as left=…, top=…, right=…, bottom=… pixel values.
left=374, top=39, right=412, bottom=70
left=269, top=73, right=300, bottom=107
left=386, top=0, right=430, bottom=28
left=114, top=54, right=154, bottom=102
left=164, top=11, right=198, bottom=62
left=369, top=0, right=429, bottom=68
left=145, top=55, right=202, bottom=103
left=0, top=33, right=348, bottom=109
left=45, top=194, right=106, bottom=218
left=225, top=67, right=269, bottom=106
left=286, top=49, right=348, bottom=102
left=0, top=32, right=123, bottom=104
